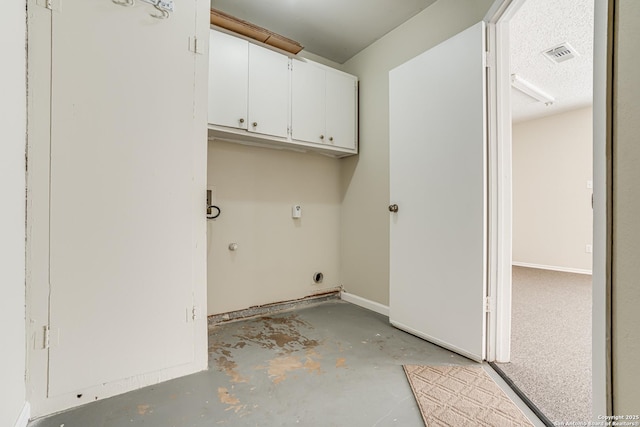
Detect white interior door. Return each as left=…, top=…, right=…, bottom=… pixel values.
left=47, top=0, right=200, bottom=396
left=389, top=22, right=487, bottom=362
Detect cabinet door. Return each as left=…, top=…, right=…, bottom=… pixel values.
left=248, top=44, right=289, bottom=138
left=291, top=60, right=326, bottom=144
left=326, top=71, right=357, bottom=151
left=209, top=30, right=248, bottom=129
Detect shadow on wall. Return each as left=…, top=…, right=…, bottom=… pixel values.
left=339, top=151, right=359, bottom=203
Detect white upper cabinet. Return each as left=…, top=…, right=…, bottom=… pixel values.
left=209, top=30, right=248, bottom=130
left=247, top=44, right=290, bottom=138
left=326, top=71, right=357, bottom=151
left=208, top=29, right=358, bottom=157
left=208, top=30, right=289, bottom=138
left=291, top=59, right=326, bottom=144
left=291, top=59, right=358, bottom=152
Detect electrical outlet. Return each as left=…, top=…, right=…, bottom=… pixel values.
left=586, top=244, right=593, bottom=253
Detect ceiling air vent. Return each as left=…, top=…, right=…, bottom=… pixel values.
left=543, top=42, right=579, bottom=64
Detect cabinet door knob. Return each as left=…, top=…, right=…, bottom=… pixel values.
left=252, top=122, right=258, bottom=127
left=320, top=135, right=324, bottom=140
left=389, top=204, right=399, bottom=213
left=239, top=118, right=245, bottom=124
left=329, top=137, right=334, bottom=142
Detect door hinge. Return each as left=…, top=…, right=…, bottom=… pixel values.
left=187, top=306, right=198, bottom=322
left=485, top=296, right=494, bottom=313
left=287, top=126, right=292, bottom=136
left=42, top=326, right=59, bottom=349
left=188, top=36, right=204, bottom=54
left=36, top=0, right=61, bottom=11
left=484, top=51, right=492, bottom=68
left=43, top=326, right=50, bottom=349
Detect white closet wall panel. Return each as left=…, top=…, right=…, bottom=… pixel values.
left=47, top=0, right=202, bottom=396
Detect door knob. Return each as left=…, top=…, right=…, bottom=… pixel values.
left=239, top=118, right=245, bottom=124
left=253, top=122, right=258, bottom=127
left=389, top=204, right=399, bottom=213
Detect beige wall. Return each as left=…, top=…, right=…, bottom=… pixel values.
left=612, top=0, right=640, bottom=414
left=204, top=36, right=344, bottom=316
left=339, top=0, right=494, bottom=305
left=512, top=107, right=593, bottom=273
left=207, top=140, right=341, bottom=314
left=298, top=50, right=344, bottom=71
left=0, top=1, right=27, bottom=426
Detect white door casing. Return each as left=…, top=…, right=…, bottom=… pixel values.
left=389, top=22, right=487, bottom=362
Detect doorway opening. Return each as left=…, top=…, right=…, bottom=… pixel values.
left=487, top=0, right=596, bottom=424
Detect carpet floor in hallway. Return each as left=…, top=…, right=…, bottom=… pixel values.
left=497, top=266, right=592, bottom=425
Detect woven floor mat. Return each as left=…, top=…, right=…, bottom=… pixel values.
left=404, top=365, right=534, bottom=426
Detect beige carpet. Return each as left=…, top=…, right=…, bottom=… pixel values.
left=404, top=365, right=534, bottom=427
left=497, top=267, right=592, bottom=424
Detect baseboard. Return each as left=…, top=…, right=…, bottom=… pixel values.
left=14, top=402, right=30, bottom=427
left=208, top=289, right=341, bottom=325
left=31, top=359, right=207, bottom=419
left=340, top=291, right=389, bottom=317
left=512, top=261, right=592, bottom=275
left=390, top=319, right=482, bottom=362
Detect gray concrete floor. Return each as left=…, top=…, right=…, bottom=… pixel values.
left=30, top=301, right=542, bottom=427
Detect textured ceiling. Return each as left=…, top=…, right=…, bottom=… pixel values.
left=210, top=0, right=438, bottom=64
left=510, top=0, right=594, bottom=122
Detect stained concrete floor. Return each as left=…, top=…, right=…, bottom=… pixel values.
left=30, top=300, right=542, bottom=427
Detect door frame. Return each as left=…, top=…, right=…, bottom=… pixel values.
left=484, top=0, right=612, bottom=417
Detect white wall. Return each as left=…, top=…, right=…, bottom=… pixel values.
left=613, top=0, right=640, bottom=413
left=0, top=1, right=28, bottom=426
left=340, top=0, right=495, bottom=305
left=207, top=140, right=341, bottom=314
left=512, top=107, right=593, bottom=273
